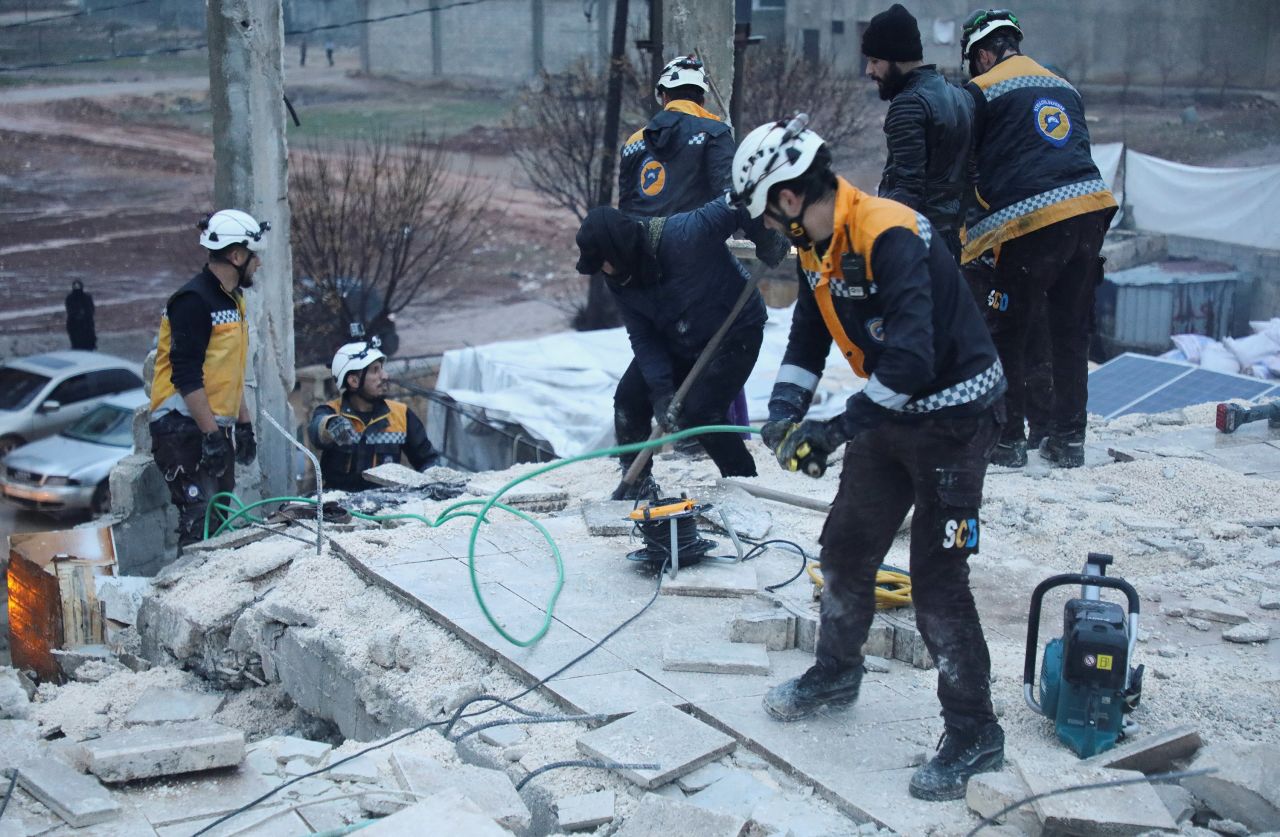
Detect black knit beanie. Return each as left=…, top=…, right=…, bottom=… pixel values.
left=862, top=4, right=923, bottom=62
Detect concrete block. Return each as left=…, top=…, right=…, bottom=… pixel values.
left=252, top=735, right=333, bottom=766
left=363, top=787, right=511, bottom=836
left=614, top=793, right=748, bottom=837
left=890, top=621, right=933, bottom=670
left=0, top=719, right=43, bottom=764
left=663, top=642, right=771, bottom=675
left=125, top=687, right=225, bottom=725
left=966, top=769, right=1041, bottom=837
left=576, top=704, right=736, bottom=789
left=16, top=757, right=121, bottom=827
left=730, top=610, right=795, bottom=651
left=96, top=576, right=151, bottom=625
left=1260, top=590, right=1280, bottom=610
left=234, top=550, right=295, bottom=582
left=748, top=796, right=856, bottom=837
left=467, top=475, right=568, bottom=512
left=556, top=789, right=616, bottom=831
left=109, top=453, right=179, bottom=577
left=1083, top=725, right=1203, bottom=774
left=390, top=748, right=531, bottom=832
left=1184, top=598, right=1249, bottom=625
left=82, top=720, right=245, bottom=782
left=1154, top=784, right=1196, bottom=823
left=861, top=619, right=895, bottom=659
left=687, top=770, right=778, bottom=819
left=676, top=762, right=730, bottom=793
left=478, top=724, right=528, bottom=748
left=326, top=754, right=381, bottom=783
left=794, top=610, right=819, bottom=653
left=1023, top=765, right=1176, bottom=836
left=582, top=500, right=639, bottom=536
left=0, top=669, right=30, bottom=720
left=1183, top=741, right=1280, bottom=832
left=1224, top=622, right=1272, bottom=643
left=661, top=562, right=759, bottom=598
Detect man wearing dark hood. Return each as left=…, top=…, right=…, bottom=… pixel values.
left=576, top=197, right=767, bottom=492
left=65, top=280, right=97, bottom=351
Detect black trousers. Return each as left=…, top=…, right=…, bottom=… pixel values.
left=816, top=406, right=1002, bottom=733
left=979, top=210, right=1110, bottom=443
left=614, top=327, right=762, bottom=479
left=151, top=414, right=235, bottom=546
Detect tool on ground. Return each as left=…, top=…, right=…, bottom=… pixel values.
left=610, top=274, right=764, bottom=500
left=626, top=493, right=744, bottom=578
left=1023, top=552, right=1144, bottom=758
left=1216, top=399, right=1280, bottom=433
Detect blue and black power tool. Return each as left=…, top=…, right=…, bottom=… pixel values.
left=1023, top=553, right=1144, bottom=758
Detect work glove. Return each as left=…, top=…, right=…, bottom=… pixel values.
left=199, top=430, right=233, bottom=479
left=652, top=393, right=680, bottom=435
left=774, top=418, right=847, bottom=478
left=234, top=422, right=256, bottom=466
left=754, top=229, right=791, bottom=268
left=760, top=419, right=797, bottom=454
left=321, top=415, right=361, bottom=447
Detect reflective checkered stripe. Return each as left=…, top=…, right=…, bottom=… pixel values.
left=901, top=360, right=1004, bottom=414
left=211, top=309, right=242, bottom=326
left=984, top=73, right=1077, bottom=102
left=364, top=431, right=406, bottom=446
left=622, top=139, right=646, bottom=158
left=967, top=178, right=1109, bottom=244
left=688, top=133, right=707, bottom=145
left=914, top=213, right=933, bottom=250
left=801, top=268, right=865, bottom=300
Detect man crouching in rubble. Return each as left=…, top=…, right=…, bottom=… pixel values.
left=308, top=338, right=438, bottom=492
left=732, top=117, right=1007, bottom=801
left=574, top=195, right=780, bottom=497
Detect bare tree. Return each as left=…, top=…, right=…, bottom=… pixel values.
left=289, top=132, right=491, bottom=365
left=739, top=46, right=873, bottom=149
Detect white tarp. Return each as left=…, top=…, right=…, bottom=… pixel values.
left=1091, top=142, right=1124, bottom=228
left=433, top=304, right=864, bottom=458
left=1122, top=150, right=1280, bottom=251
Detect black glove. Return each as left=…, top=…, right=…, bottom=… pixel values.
left=199, top=430, right=233, bottom=479
left=760, top=419, right=796, bottom=453
left=652, top=393, right=679, bottom=435
left=323, top=415, right=361, bottom=447
left=754, top=229, right=791, bottom=268
left=774, top=418, right=847, bottom=478
left=234, top=422, right=256, bottom=465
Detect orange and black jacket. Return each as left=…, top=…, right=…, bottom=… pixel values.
left=149, top=267, right=248, bottom=423
left=308, top=395, right=438, bottom=492
left=770, top=178, right=1004, bottom=438
left=618, top=100, right=733, bottom=218
left=962, top=54, right=1116, bottom=263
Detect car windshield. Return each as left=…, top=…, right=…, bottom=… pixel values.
left=0, top=367, right=52, bottom=411
left=63, top=404, right=134, bottom=448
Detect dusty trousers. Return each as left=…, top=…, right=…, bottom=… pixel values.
left=978, top=209, right=1111, bottom=443
left=614, top=328, right=762, bottom=479
left=150, top=413, right=235, bottom=546
left=815, top=406, right=1002, bottom=733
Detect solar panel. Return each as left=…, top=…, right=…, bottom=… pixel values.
left=1088, top=352, right=1278, bottom=419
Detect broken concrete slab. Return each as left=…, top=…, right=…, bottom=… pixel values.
left=664, top=642, right=771, bottom=675
left=390, top=749, right=531, bottom=832
left=965, top=769, right=1041, bottom=837
left=234, top=549, right=295, bottom=582
left=661, top=562, right=758, bottom=598
left=363, top=462, right=445, bottom=489
left=677, top=761, right=730, bottom=793
left=325, top=754, right=381, bottom=783
left=687, top=769, right=778, bottom=819
left=730, top=610, right=795, bottom=651
left=16, top=756, right=121, bottom=827
left=467, top=475, right=568, bottom=512
left=1154, top=784, right=1196, bottom=824
left=748, top=795, right=857, bottom=837
left=862, top=619, right=895, bottom=659
left=613, top=793, right=748, bottom=837
left=478, top=724, right=528, bottom=748
left=1261, top=590, right=1280, bottom=610
left=689, top=481, right=773, bottom=541
left=365, top=787, right=513, bottom=836
left=96, top=576, right=151, bottom=625
left=583, top=500, right=640, bottom=536
left=1184, top=599, right=1249, bottom=625
left=883, top=615, right=933, bottom=670
left=0, top=670, right=30, bottom=720
left=251, top=735, right=333, bottom=766
left=576, top=704, right=736, bottom=789
left=124, top=687, right=225, bottom=725
left=1183, top=741, right=1280, bottom=832
left=1023, top=765, right=1176, bottom=836
left=82, top=720, right=245, bottom=782
left=1224, top=622, right=1272, bottom=643
left=0, top=719, right=43, bottom=764
left=1083, top=725, right=1203, bottom=774
left=556, top=789, right=616, bottom=831
left=158, top=809, right=308, bottom=837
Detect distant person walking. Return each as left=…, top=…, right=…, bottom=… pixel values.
left=325, top=40, right=335, bottom=67
left=299, top=39, right=307, bottom=67
left=65, top=280, right=96, bottom=351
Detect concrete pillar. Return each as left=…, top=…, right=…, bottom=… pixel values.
left=207, top=0, right=296, bottom=504
left=661, top=0, right=735, bottom=123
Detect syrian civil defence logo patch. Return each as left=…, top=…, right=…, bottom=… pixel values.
left=865, top=317, right=886, bottom=343
left=641, top=159, right=666, bottom=196
left=1033, top=98, right=1071, bottom=147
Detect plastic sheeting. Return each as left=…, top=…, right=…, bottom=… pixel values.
left=428, top=304, right=865, bottom=462
left=1091, top=142, right=1124, bottom=228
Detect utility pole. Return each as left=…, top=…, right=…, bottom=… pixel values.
left=207, top=0, right=296, bottom=502
left=596, top=0, right=630, bottom=208
left=532, top=0, right=545, bottom=74
left=661, top=0, right=734, bottom=123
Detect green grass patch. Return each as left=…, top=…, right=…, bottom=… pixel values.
left=287, top=97, right=512, bottom=141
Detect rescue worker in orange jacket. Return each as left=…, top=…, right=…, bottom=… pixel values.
left=308, top=339, right=438, bottom=492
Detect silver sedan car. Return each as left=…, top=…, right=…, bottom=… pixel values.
left=1, top=389, right=146, bottom=517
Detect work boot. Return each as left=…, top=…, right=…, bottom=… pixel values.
left=1039, top=435, right=1085, bottom=468
left=762, top=663, right=862, bottom=722
left=989, top=439, right=1027, bottom=468
left=909, top=723, right=1005, bottom=801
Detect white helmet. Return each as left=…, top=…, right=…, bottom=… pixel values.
left=654, top=55, right=709, bottom=104
left=730, top=115, right=825, bottom=219
left=331, top=340, right=386, bottom=389
left=960, top=9, right=1023, bottom=61
left=199, top=209, right=270, bottom=253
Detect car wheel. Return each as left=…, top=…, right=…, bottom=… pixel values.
left=0, top=434, right=25, bottom=457
left=91, top=481, right=112, bottom=516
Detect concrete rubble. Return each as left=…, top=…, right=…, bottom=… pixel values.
left=82, top=720, right=246, bottom=782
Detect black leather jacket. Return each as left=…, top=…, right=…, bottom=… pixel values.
left=878, top=65, right=973, bottom=243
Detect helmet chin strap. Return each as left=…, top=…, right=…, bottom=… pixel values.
left=765, top=195, right=815, bottom=250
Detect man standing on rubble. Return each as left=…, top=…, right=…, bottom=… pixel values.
left=574, top=195, right=767, bottom=495
left=149, top=210, right=264, bottom=546
left=309, top=337, right=438, bottom=492
left=862, top=3, right=973, bottom=260
left=731, top=117, right=1006, bottom=801
left=960, top=9, right=1116, bottom=468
